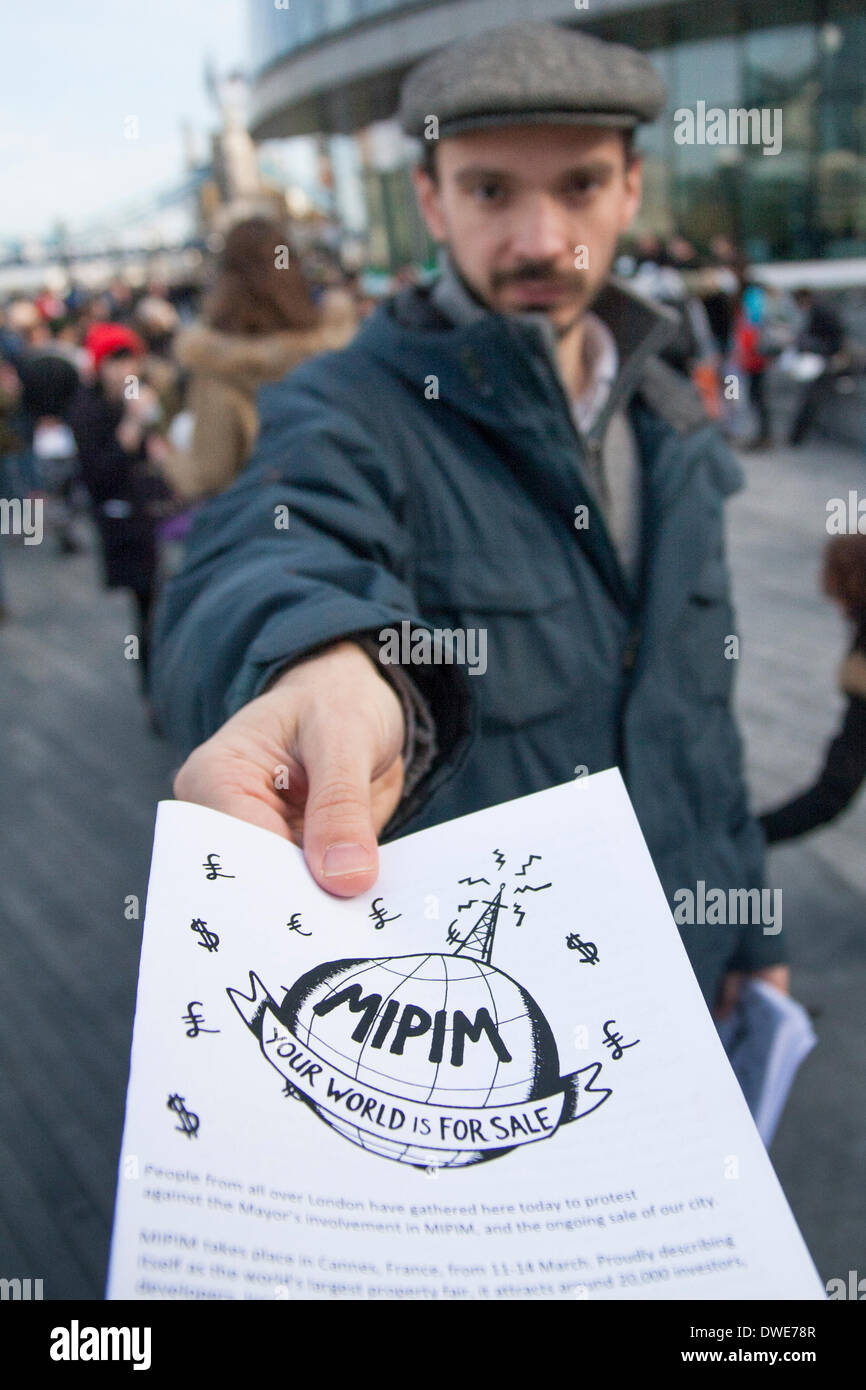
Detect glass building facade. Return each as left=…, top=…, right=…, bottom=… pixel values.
left=604, top=0, right=866, bottom=260
left=249, top=0, right=866, bottom=263
left=250, top=1, right=433, bottom=63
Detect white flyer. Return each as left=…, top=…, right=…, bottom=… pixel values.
left=106, top=770, right=824, bottom=1301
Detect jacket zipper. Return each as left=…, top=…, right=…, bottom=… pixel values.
left=555, top=382, right=643, bottom=701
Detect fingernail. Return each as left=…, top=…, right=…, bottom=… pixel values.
left=322, top=843, right=374, bottom=878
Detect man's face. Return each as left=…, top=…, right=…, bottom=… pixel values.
left=414, top=123, right=642, bottom=333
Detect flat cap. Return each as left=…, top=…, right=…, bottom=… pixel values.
left=399, top=22, right=666, bottom=139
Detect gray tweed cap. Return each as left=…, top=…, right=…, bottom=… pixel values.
left=399, top=22, right=666, bottom=139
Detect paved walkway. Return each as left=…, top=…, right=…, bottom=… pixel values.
left=0, top=432, right=863, bottom=1298
left=0, top=538, right=175, bottom=1299
left=729, top=436, right=866, bottom=1288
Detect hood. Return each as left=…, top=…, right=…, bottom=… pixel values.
left=175, top=320, right=340, bottom=393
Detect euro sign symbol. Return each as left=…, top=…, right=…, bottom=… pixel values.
left=190, top=918, right=219, bottom=952
left=167, top=1093, right=199, bottom=1138
left=566, top=933, right=599, bottom=964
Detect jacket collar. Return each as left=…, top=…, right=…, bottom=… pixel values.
left=428, top=248, right=489, bottom=328
left=429, top=247, right=675, bottom=353
left=397, top=249, right=691, bottom=438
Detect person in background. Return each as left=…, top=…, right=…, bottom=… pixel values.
left=0, top=354, right=23, bottom=461
left=77, top=291, right=114, bottom=337
left=67, top=323, right=174, bottom=688
left=15, top=344, right=82, bottom=555
left=133, top=294, right=183, bottom=425
left=665, top=233, right=701, bottom=275
left=3, top=298, right=51, bottom=356
left=0, top=351, right=26, bottom=623
left=733, top=279, right=772, bottom=450
left=154, top=217, right=356, bottom=503
left=761, top=535, right=866, bottom=843
left=630, top=240, right=720, bottom=416
left=700, top=235, right=740, bottom=358
left=0, top=300, right=59, bottom=497
left=788, top=288, right=847, bottom=446
left=633, top=230, right=665, bottom=269
left=44, top=314, right=90, bottom=376
left=106, top=277, right=135, bottom=325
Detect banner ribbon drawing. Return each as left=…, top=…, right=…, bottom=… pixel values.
left=230, top=972, right=611, bottom=1155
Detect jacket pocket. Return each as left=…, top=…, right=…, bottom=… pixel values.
left=414, top=551, right=576, bottom=612
left=412, top=551, right=611, bottom=729
left=682, top=555, right=736, bottom=702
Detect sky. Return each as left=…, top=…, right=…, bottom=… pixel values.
left=0, top=0, right=248, bottom=243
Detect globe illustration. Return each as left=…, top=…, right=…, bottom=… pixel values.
left=273, top=885, right=562, bottom=1168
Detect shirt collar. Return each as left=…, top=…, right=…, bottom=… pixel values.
left=572, top=311, right=619, bottom=435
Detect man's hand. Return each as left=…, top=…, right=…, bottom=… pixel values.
left=714, top=964, right=790, bottom=1022
left=173, top=641, right=405, bottom=897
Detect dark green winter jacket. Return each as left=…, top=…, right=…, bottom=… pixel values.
left=151, top=278, right=784, bottom=1004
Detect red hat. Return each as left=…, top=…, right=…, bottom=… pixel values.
left=85, top=322, right=145, bottom=369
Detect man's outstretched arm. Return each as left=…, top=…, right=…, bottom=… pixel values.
left=150, top=364, right=472, bottom=894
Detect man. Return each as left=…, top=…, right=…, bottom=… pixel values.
left=735, top=280, right=773, bottom=450
left=69, top=323, right=170, bottom=684
left=788, top=287, right=846, bottom=446
left=151, top=23, right=786, bottom=1012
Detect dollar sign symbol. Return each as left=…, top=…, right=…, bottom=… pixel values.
left=167, top=1093, right=199, bottom=1138
left=566, top=933, right=599, bottom=964
left=190, top=918, right=219, bottom=952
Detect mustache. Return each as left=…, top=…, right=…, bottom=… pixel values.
left=491, top=262, right=588, bottom=293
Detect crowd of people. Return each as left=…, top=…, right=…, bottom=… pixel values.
left=617, top=230, right=854, bottom=449
left=0, top=218, right=358, bottom=682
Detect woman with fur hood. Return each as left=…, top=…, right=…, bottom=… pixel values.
left=157, top=217, right=356, bottom=501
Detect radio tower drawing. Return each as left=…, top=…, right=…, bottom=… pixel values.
left=453, top=884, right=508, bottom=965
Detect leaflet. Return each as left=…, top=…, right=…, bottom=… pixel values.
left=107, top=771, right=823, bottom=1300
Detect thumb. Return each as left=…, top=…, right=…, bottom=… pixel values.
left=301, top=731, right=380, bottom=898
